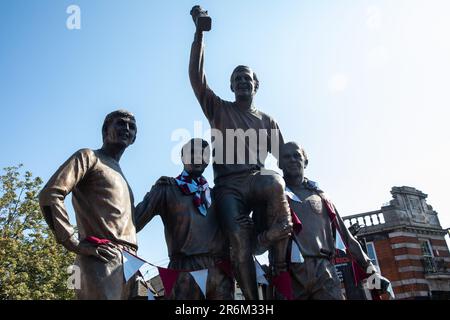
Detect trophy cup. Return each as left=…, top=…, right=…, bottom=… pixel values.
left=190, top=5, right=212, bottom=32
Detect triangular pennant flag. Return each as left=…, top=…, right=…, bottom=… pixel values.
left=335, top=231, right=346, bottom=253
left=387, top=283, right=395, bottom=299
left=323, top=198, right=337, bottom=221
left=285, top=187, right=301, bottom=202
left=290, top=208, right=303, bottom=234
left=147, top=289, right=155, bottom=300
left=351, top=260, right=370, bottom=286
left=139, top=263, right=154, bottom=282
left=272, top=271, right=293, bottom=300
left=216, top=259, right=234, bottom=279
left=157, top=267, right=180, bottom=298
left=190, top=269, right=208, bottom=297
left=122, top=250, right=146, bottom=282
left=254, top=260, right=269, bottom=285
left=291, top=241, right=304, bottom=264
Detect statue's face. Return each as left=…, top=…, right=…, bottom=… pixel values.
left=182, top=144, right=210, bottom=177
left=104, top=116, right=137, bottom=148
left=231, top=69, right=256, bottom=100
left=279, top=144, right=306, bottom=178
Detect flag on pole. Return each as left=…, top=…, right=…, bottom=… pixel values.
left=122, top=250, right=146, bottom=282
left=190, top=269, right=208, bottom=297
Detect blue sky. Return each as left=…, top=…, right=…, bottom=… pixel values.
left=1, top=0, right=449, bottom=273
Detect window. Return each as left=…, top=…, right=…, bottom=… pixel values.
left=420, top=239, right=437, bottom=273
left=419, top=239, right=434, bottom=257
left=365, top=242, right=380, bottom=271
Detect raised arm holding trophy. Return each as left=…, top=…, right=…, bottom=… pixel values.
left=189, top=5, right=293, bottom=300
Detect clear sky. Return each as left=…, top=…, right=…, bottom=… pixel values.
left=1, top=0, right=449, bottom=276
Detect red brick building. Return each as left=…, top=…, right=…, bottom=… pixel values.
left=343, top=186, right=450, bottom=299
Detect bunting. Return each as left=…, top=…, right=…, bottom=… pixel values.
left=190, top=269, right=209, bottom=297
left=216, top=259, right=233, bottom=279
left=157, top=267, right=180, bottom=298
left=85, top=236, right=111, bottom=245
left=291, top=240, right=304, bottom=264
left=284, top=187, right=303, bottom=234
left=387, top=283, right=395, bottom=299
left=147, top=289, right=156, bottom=300
left=122, top=251, right=146, bottom=282
left=138, top=263, right=154, bottom=282
left=352, top=261, right=370, bottom=286
left=254, top=260, right=269, bottom=285
left=285, top=187, right=301, bottom=203
left=272, top=271, right=293, bottom=300
left=119, top=248, right=235, bottom=299
left=335, top=231, right=347, bottom=253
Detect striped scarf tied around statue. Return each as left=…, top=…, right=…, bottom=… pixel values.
left=175, top=170, right=211, bottom=216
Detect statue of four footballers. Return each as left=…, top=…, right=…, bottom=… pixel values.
left=39, top=6, right=390, bottom=300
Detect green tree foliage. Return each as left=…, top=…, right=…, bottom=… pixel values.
left=0, top=165, right=75, bottom=299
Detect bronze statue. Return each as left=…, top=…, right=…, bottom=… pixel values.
left=277, top=142, right=391, bottom=299
left=135, top=139, right=234, bottom=300
left=39, top=110, right=138, bottom=300
left=190, top=5, right=211, bottom=32
left=189, top=6, right=292, bottom=300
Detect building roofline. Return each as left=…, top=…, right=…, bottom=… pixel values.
left=343, top=209, right=383, bottom=220
left=356, top=225, right=448, bottom=237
